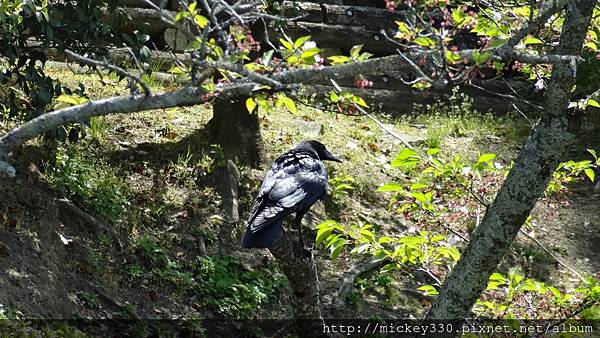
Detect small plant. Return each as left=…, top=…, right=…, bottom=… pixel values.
left=316, top=220, right=460, bottom=279
left=425, top=126, right=444, bottom=148
left=46, top=146, right=129, bottom=218
left=135, top=234, right=170, bottom=269
left=546, top=149, right=599, bottom=196
left=87, top=116, right=109, bottom=143
left=77, top=292, right=99, bottom=309
left=114, top=303, right=138, bottom=319
left=126, top=264, right=144, bottom=279
left=168, top=146, right=198, bottom=183
left=329, top=174, right=355, bottom=201
left=475, top=269, right=600, bottom=319
left=192, top=256, right=286, bottom=318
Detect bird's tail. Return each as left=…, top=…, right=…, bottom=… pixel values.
left=241, top=221, right=282, bottom=248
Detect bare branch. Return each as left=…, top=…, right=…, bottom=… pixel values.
left=336, top=256, right=389, bottom=307
left=507, top=0, right=568, bottom=48
left=195, top=60, right=283, bottom=88
left=65, top=50, right=151, bottom=95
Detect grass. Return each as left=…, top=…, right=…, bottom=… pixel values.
left=405, top=88, right=531, bottom=151
left=45, top=145, right=130, bottom=218
left=11, top=66, right=550, bottom=323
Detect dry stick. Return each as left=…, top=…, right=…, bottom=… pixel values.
left=336, top=256, right=389, bottom=307
left=55, top=198, right=123, bottom=250
left=65, top=50, right=151, bottom=95
left=469, top=82, right=543, bottom=114
left=336, top=257, right=435, bottom=308
left=518, top=228, right=585, bottom=281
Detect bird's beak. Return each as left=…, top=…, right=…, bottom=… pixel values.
left=323, top=149, right=343, bottom=163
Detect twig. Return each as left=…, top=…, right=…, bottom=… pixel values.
left=336, top=256, right=389, bottom=307
left=330, top=79, right=490, bottom=208
left=417, top=267, right=443, bottom=286
left=469, top=82, right=543, bottom=113
left=195, top=60, right=283, bottom=88
left=65, top=50, right=151, bottom=96
left=55, top=198, right=122, bottom=249
left=519, top=228, right=585, bottom=281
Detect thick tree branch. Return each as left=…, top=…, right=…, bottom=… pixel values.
left=0, top=22, right=588, bottom=177
left=0, top=83, right=254, bottom=175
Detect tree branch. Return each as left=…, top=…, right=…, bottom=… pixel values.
left=65, top=50, right=151, bottom=95
left=336, top=256, right=389, bottom=307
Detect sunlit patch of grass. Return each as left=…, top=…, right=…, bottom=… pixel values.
left=45, top=145, right=130, bottom=218
left=407, top=88, right=531, bottom=148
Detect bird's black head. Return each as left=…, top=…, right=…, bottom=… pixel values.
left=296, top=140, right=342, bottom=163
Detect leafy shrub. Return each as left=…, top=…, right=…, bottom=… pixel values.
left=46, top=146, right=129, bottom=218
left=193, top=256, right=286, bottom=318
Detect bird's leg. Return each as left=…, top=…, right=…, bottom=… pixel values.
left=293, top=211, right=311, bottom=258
left=294, top=211, right=305, bottom=249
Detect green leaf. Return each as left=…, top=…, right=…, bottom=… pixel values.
left=187, top=1, right=197, bottom=13
left=329, top=91, right=340, bottom=102
left=380, top=263, right=397, bottom=273
left=447, top=247, right=460, bottom=261
left=584, top=168, right=595, bottom=182
left=350, top=243, right=371, bottom=254
left=316, top=220, right=338, bottom=245
left=398, top=236, right=424, bottom=244
left=175, top=11, right=189, bottom=22
left=328, top=55, right=351, bottom=65
left=410, top=183, right=427, bottom=190
left=587, top=99, right=600, bottom=108
left=427, top=148, right=441, bottom=156
left=584, top=42, right=598, bottom=51
left=281, top=96, right=297, bottom=114
left=451, top=9, right=464, bottom=25
left=396, top=21, right=412, bottom=34
left=294, top=35, right=311, bottom=49
left=377, top=183, right=404, bottom=192
left=371, top=250, right=389, bottom=263
left=478, top=153, right=497, bottom=163
left=245, top=98, right=257, bottom=113
left=330, top=239, right=346, bottom=260
left=472, top=51, right=492, bottom=65
left=301, top=47, right=320, bottom=59
left=391, top=148, right=420, bottom=167
left=418, top=284, right=439, bottom=296
left=523, top=37, right=543, bottom=45
left=414, top=37, right=436, bottom=48
left=548, top=286, right=562, bottom=299
left=279, top=38, right=293, bottom=50
left=445, top=51, right=462, bottom=64
left=194, top=14, right=209, bottom=28
left=351, top=95, right=368, bottom=108
left=349, top=45, right=364, bottom=58
left=378, top=236, right=394, bottom=244
left=56, top=94, right=88, bottom=106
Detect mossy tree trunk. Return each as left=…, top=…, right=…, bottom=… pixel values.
left=269, top=229, right=327, bottom=338
left=426, top=0, right=595, bottom=322
left=207, top=97, right=265, bottom=168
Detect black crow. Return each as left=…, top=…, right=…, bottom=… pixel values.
left=242, top=140, right=342, bottom=248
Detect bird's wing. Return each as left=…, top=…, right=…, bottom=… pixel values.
left=247, top=152, right=328, bottom=233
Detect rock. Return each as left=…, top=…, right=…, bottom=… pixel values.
left=295, top=119, right=323, bottom=137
